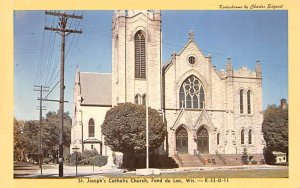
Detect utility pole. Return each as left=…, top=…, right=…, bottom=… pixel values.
left=34, top=85, right=49, bottom=175
left=44, top=10, right=82, bottom=178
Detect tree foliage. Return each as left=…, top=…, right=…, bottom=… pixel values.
left=42, top=111, right=72, bottom=157
left=13, top=111, right=72, bottom=161
left=262, top=105, right=288, bottom=155
left=102, top=103, right=167, bottom=154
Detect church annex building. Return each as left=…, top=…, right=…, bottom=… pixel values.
left=71, top=10, right=265, bottom=166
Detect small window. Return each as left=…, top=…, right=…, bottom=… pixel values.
left=240, top=90, right=244, bottom=114
left=241, top=129, right=245, bottom=144
left=91, top=145, right=94, bottom=149
left=217, top=133, right=220, bottom=145
left=135, top=94, right=139, bottom=104
left=88, top=118, right=95, bottom=138
left=142, top=95, right=146, bottom=106
left=248, top=129, right=252, bottom=144
left=188, top=56, right=196, bottom=65
left=247, top=90, right=251, bottom=114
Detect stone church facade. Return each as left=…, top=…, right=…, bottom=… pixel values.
left=71, top=10, right=265, bottom=165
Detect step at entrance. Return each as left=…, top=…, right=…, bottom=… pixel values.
left=174, top=154, right=203, bottom=167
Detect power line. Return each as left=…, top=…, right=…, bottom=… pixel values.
left=44, top=10, right=82, bottom=178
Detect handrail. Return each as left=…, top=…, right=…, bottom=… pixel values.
left=175, top=152, right=183, bottom=167
left=216, top=150, right=227, bottom=165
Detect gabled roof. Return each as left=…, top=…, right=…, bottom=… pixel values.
left=177, top=38, right=205, bottom=57
left=79, top=72, right=112, bottom=106
left=163, top=35, right=207, bottom=73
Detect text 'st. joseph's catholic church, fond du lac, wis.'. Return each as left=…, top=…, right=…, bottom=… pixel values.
left=71, top=10, right=265, bottom=166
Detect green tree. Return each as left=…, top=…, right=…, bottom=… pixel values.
left=102, top=103, right=167, bottom=154
left=262, top=104, right=288, bottom=163
left=14, top=118, right=39, bottom=161
left=13, top=111, right=72, bottom=162
left=42, top=111, right=72, bottom=159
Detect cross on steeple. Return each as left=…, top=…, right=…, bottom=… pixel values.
left=189, top=30, right=195, bottom=40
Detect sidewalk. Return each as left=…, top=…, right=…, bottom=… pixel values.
left=16, top=164, right=125, bottom=178
left=14, top=162, right=287, bottom=178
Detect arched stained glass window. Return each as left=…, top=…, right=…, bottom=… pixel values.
left=247, top=90, right=251, bottom=114
left=240, top=90, right=244, bottom=114
left=179, top=75, right=205, bottom=109
left=135, top=30, right=146, bottom=78
left=241, top=129, right=245, bottom=144
left=248, top=129, right=252, bottom=144
left=89, top=118, right=95, bottom=138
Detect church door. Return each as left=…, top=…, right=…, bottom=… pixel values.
left=197, top=127, right=209, bottom=154
left=176, top=127, right=188, bottom=154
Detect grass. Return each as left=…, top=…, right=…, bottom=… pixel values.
left=102, top=168, right=288, bottom=178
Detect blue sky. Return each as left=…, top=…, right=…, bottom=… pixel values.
left=14, top=10, right=288, bottom=120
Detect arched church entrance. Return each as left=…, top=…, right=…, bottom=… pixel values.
left=176, top=126, right=188, bottom=154
left=197, top=127, right=209, bottom=154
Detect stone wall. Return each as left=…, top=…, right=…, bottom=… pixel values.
left=163, top=35, right=265, bottom=156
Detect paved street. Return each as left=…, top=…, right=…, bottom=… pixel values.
left=14, top=162, right=288, bottom=178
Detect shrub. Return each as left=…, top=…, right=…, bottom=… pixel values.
left=68, top=149, right=107, bottom=167
left=93, top=155, right=108, bottom=167
left=81, top=149, right=98, bottom=165
left=251, top=160, right=258, bottom=165
left=69, top=152, right=83, bottom=166
left=43, top=158, right=52, bottom=164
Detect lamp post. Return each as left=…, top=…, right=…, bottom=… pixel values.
left=72, top=147, right=80, bottom=176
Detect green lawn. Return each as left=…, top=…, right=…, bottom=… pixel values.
left=102, top=168, right=288, bottom=178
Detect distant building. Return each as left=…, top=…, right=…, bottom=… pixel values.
left=273, top=151, right=287, bottom=164
left=71, top=10, right=266, bottom=166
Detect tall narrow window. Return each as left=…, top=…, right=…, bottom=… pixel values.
left=217, top=133, right=220, bottom=145
left=142, top=95, right=146, bottom=106
left=135, top=94, right=139, bottom=104
left=135, top=30, right=146, bottom=78
left=241, top=129, right=245, bottom=144
left=179, top=75, right=205, bottom=109
left=247, top=90, right=251, bottom=114
left=248, top=129, right=252, bottom=144
left=240, top=89, right=244, bottom=114
left=89, top=118, right=95, bottom=137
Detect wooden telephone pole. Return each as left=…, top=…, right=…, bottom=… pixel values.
left=34, top=85, right=48, bottom=175
left=44, top=11, right=82, bottom=178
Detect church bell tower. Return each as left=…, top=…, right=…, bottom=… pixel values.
left=112, top=10, right=162, bottom=110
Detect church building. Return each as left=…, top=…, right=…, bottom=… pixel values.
left=71, top=10, right=265, bottom=166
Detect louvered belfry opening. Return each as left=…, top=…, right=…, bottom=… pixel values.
left=135, top=30, right=146, bottom=78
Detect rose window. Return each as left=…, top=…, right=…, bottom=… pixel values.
left=179, top=75, right=205, bottom=109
